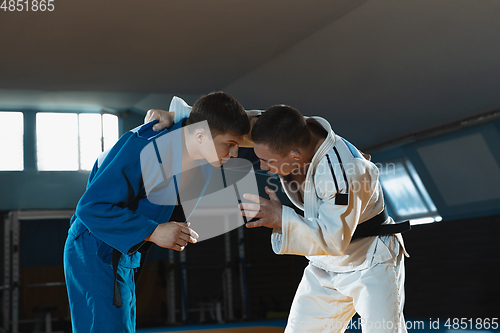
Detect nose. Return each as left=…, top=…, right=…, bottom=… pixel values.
left=260, top=160, right=270, bottom=171
left=229, top=146, right=238, bottom=157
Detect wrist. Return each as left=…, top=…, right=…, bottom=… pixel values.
left=144, top=226, right=158, bottom=242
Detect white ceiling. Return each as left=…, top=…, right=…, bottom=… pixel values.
left=1, top=0, right=500, bottom=149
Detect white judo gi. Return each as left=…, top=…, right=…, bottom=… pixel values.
left=271, top=117, right=409, bottom=333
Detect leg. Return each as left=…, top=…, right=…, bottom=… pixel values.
left=337, top=238, right=407, bottom=333
left=64, top=230, right=137, bottom=333
left=285, top=263, right=356, bottom=333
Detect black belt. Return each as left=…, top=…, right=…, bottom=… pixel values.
left=112, top=249, right=123, bottom=308
left=351, top=208, right=411, bottom=241
left=112, top=242, right=152, bottom=308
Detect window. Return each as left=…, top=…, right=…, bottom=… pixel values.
left=36, top=112, right=119, bottom=171
left=0, top=112, right=24, bottom=171
left=378, top=159, right=441, bottom=225
left=78, top=113, right=119, bottom=170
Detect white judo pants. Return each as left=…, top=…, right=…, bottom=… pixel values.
left=285, top=238, right=406, bottom=333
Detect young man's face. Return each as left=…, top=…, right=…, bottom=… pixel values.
left=253, top=143, right=299, bottom=177
left=210, top=133, right=245, bottom=167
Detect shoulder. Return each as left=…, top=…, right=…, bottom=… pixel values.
left=313, top=139, right=379, bottom=198
left=131, top=118, right=185, bottom=140
left=332, top=136, right=378, bottom=175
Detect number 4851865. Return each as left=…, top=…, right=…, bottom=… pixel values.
left=1, top=0, right=55, bottom=11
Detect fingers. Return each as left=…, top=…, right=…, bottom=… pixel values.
left=174, top=224, right=198, bottom=250
left=172, top=244, right=185, bottom=252
left=144, top=109, right=154, bottom=124
left=174, top=222, right=199, bottom=244
left=239, top=201, right=264, bottom=220
left=239, top=202, right=261, bottom=211
left=176, top=238, right=188, bottom=247
left=153, top=222, right=198, bottom=251
left=238, top=202, right=264, bottom=218
left=245, top=218, right=267, bottom=228
left=241, top=210, right=265, bottom=219
left=144, top=109, right=169, bottom=131
left=361, top=151, right=371, bottom=161
left=179, top=229, right=198, bottom=244
left=265, top=186, right=280, bottom=201
left=240, top=191, right=282, bottom=229
left=144, top=109, right=161, bottom=124
left=243, top=190, right=279, bottom=203
left=184, top=224, right=200, bottom=240
left=242, top=193, right=263, bottom=204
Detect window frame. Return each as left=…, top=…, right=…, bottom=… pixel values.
left=378, top=158, right=442, bottom=225
left=0, top=111, right=25, bottom=171
left=35, top=111, right=119, bottom=172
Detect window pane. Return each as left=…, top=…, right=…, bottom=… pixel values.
left=0, top=112, right=24, bottom=171
left=379, top=161, right=429, bottom=217
left=405, top=160, right=437, bottom=211
left=37, top=113, right=79, bottom=171
left=79, top=114, right=102, bottom=171
left=102, top=114, right=119, bottom=151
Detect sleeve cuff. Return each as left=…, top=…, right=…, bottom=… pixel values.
left=123, top=220, right=158, bottom=255
left=271, top=228, right=284, bottom=254
left=270, top=205, right=294, bottom=254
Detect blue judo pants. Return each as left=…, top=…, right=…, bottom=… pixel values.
left=64, top=228, right=141, bottom=333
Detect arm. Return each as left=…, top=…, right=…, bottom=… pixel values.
left=77, top=143, right=197, bottom=254
left=144, top=97, right=262, bottom=148
left=273, top=161, right=378, bottom=256
left=144, top=109, right=259, bottom=147
left=240, top=186, right=359, bottom=256
left=77, top=156, right=159, bottom=254
left=241, top=159, right=378, bottom=256
left=273, top=189, right=363, bottom=256
left=143, top=96, right=193, bottom=131
left=146, top=109, right=261, bottom=146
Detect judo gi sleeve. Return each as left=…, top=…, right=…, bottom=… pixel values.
left=271, top=159, right=380, bottom=257
left=76, top=155, right=159, bottom=255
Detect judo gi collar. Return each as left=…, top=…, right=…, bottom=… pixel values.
left=285, top=116, right=336, bottom=183
left=279, top=116, right=336, bottom=216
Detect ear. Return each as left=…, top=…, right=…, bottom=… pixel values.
left=195, top=129, right=206, bottom=143
left=289, top=150, right=302, bottom=161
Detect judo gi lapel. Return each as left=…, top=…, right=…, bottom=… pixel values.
left=299, top=117, right=336, bottom=219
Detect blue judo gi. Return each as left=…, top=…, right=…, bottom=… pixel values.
left=64, top=119, right=211, bottom=332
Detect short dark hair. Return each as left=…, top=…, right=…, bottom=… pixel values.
left=251, top=105, right=311, bottom=157
left=187, top=91, right=250, bottom=138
